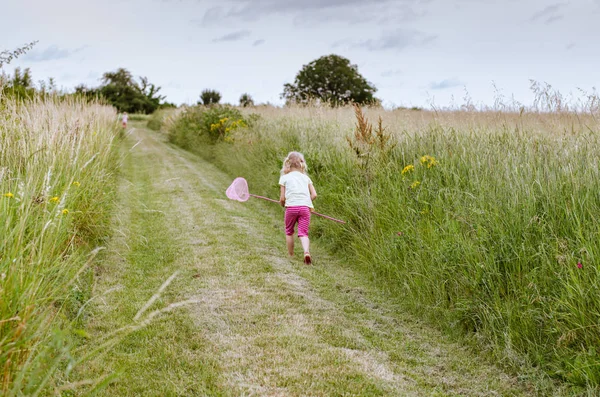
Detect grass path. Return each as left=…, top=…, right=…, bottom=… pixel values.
left=79, top=124, right=539, bottom=396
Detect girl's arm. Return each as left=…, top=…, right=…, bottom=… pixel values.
left=309, top=184, right=317, bottom=201
left=279, top=185, right=286, bottom=207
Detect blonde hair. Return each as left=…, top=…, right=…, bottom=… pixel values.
left=281, top=151, right=308, bottom=175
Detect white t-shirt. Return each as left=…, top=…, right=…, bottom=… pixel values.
left=278, top=171, right=313, bottom=208
left=122, top=114, right=128, bottom=123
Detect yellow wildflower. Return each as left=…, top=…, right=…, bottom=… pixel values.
left=410, top=181, right=421, bottom=189
left=62, top=209, right=69, bottom=215
left=72, top=181, right=81, bottom=187
left=401, top=165, right=414, bottom=175
left=50, top=196, right=60, bottom=203
left=3, top=192, right=14, bottom=198
left=420, top=155, right=437, bottom=168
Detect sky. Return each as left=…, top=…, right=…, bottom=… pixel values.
left=2, top=0, right=599, bottom=108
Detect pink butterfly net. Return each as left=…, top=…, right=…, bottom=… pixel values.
left=226, top=177, right=252, bottom=202
left=225, top=177, right=346, bottom=224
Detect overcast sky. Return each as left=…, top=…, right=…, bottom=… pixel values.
left=2, top=0, right=599, bottom=108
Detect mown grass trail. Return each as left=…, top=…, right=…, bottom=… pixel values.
left=79, top=124, right=542, bottom=396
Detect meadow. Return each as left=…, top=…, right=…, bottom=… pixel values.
left=0, top=96, right=120, bottom=395
left=163, top=98, right=600, bottom=390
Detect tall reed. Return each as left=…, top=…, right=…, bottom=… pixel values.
left=0, top=96, right=119, bottom=395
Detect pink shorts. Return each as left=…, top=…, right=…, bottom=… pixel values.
left=285, top=206, right=311, bottom=237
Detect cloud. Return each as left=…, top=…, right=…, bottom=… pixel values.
left=201, top=6, right=226, bottom=26
left=545, top=15, right=563, bottom=24
left=352, top=29, right=437, bottom=52
left=529, top=3, right=566, bottom=22
left=381, top=69, right=402, bottom=77
left=253, top=39, right=265, bottom=46
left=429, top=78, right=464, bottom=90
left=23, top=45, right=86, bottom=62
left=199, top=0, right=425, bottom=26
left=212, top=30, right=251, bottom=42
left=292, top=2, right=422, bottom=26
left=226, top=0, right=391, bottom=16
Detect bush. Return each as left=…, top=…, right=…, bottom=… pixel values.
left=167, top=105, right=246, bottom=148
left=239, top=93, right=254, bottom=107
left=147, top=114, right=163, bottom=131
left=147, top=108, right=173, bottom=131
left=128, top=113, right=150, bottom=121
left=198, top=89, right=221, bottom=105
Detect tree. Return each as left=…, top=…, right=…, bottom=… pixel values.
left=0, top=41, right=38, bottom=68
left=139, top=76, right=166, bottom=113
left=1, top=67, right=36, bottom=99
left=98, top=68, right=165, bottom=114
left=282, top=54, right=377, bottom=106
left=239, top=93, right=254, bottom=107
left=99, top=68, right=141, bottom=112
left=2, top=67, right=65, bottom=100
left=199, top=89, right=221, bottom=105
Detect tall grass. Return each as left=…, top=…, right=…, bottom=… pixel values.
left=166, top=101, right=600, bottom=390
left=146, top=107, right=181, bottom=132
left=0, top=96, right=120, bottom=395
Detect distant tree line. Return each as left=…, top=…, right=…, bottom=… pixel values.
left=196, top=90, right=255, bottom=108
left=1, top=65, right=175, bottom=114
left=75, top=68, right=176, bottom=114
left=198, top=54, right=379, bottom=108
left=2, top=42, right=377, bottom=110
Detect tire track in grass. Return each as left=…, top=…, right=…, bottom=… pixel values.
left=76, top=126, right=228, bottom=396
left=80, top=125, right=542, bottom=396
left=139, top=129, right=396, bottom=396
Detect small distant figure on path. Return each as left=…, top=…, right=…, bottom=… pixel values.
left=121, top=112, right=128, bottom=128
left=279, top=151, right=317, bottom=265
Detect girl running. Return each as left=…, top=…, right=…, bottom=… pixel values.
left=279, top=151, right=317, bottom=264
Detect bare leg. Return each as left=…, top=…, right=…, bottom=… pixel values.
left=286, top=235, right=294, bottom=256
left=299, top=236, right=310, bottom=254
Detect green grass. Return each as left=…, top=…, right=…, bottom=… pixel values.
left=127, top=113, right=150, bottom=121
left=164, top=103, right=600, bottom=392
left=73, top=123, right=228, bottom=395
left=74, top=139, right=224, bottom=395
